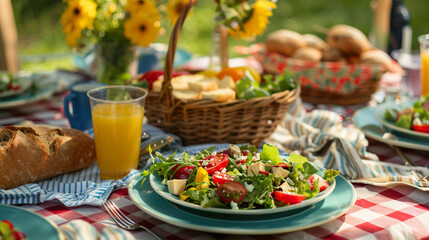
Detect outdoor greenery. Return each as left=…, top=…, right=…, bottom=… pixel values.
left=12, top=0, right=428, bottom=71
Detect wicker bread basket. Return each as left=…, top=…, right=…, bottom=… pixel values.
left=259, top=51, right=387, bottom=106
left=145, top=0, right=299, bottom=146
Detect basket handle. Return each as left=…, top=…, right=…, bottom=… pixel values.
left=159, top=0, right=198, bottom=107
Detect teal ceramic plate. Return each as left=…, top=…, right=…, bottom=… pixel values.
left=0, top=204, right=61, bottom=240
left=374, top=101, right=429, bottom=141
left=0, top=71, right=32, bottom=99
left=149, top=165, right=336, bottom=215
left=129, top=174, right=356, bottom=235
left=0, top=82, right=55, bottom=109
left=353, top=106, right=429, bottom=151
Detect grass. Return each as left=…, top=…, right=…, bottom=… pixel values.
left=12, top=0, right=428, bottom=71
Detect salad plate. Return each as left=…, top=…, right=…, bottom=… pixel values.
left=374, top=101, right=429, bottom=141
left=149, top=167, right=336, bottom=215
left=0, top=71, right=32, bottom=99
left=129, top=173, right=356, bottom=235
left=0, top=79, right=55, bottom=109
left=353, top=106, right=429, bottom=151
left=0, top=204, right=61, bottom=240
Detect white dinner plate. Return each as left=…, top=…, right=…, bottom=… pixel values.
left=374, top=101, right=429, bottom=141
left=149, top=145, right=335, bottom=215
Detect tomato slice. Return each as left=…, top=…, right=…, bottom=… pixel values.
left=259, top=170, right=270, bottom=176
left=202, top=153, right=229, bottom=175
left=216, top=181, right=247, bottom=203
left=275, top=162, right=292, bottom=168
left=212, top=172, right=234, bottom=186
left=171, top=164, right=195, bottom=179
left=307, top=174, right=329, bottom=191
left=412, top=124, right=429, bottom=133
left=274, top=191, right=306, bottom=205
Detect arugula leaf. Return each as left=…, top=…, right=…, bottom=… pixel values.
left=301, top=162, right=318, bottom=179
left=260, top=144, right=282, bottom=165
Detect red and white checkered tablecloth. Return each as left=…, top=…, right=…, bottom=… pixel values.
left=2, top=97, right=429, bottom=240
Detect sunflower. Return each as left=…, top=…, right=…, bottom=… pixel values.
left=60, top=0, right=97, bottom=46
left=229, top=0, right=277, bottom=41
left=166, top=0, right=188, bottom=25
left=125, top=0, right=160, bottom=19
left=124, top=13, right=160, bottom=47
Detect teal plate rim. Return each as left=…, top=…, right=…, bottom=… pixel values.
left=128, top=173, right=356, bottom=235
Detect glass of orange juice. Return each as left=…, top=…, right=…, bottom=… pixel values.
left=87, top=85, right=147, bottom=180
left=418, top=34, right=429, bottom=96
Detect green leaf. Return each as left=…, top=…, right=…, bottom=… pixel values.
left=260, top=144, right=282, bottom=165
left=289, top=153, right=308, bottom=165
left=323, top=169, right=340, bottom=183
left=395, top=114, right=412, bottom=129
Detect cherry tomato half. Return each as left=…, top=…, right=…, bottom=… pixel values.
left=171, top=164, right=195, bottom=179
left=274, top=191, right=306, bottom=205
left=212, top=172, right=234, bottom=186
left=412, top=124, right=429, bottom=133
left=202, top=153, right=229, bottom=175
left=307, top=174, right=329, bottom=191
left=1, top=219, right=14, bottom=229
left=216, top=181, right=247, bottom=203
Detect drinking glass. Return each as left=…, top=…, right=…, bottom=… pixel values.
left=87, top=85, right=147, bottom=180
left=418, top=34, right=429, bottom=96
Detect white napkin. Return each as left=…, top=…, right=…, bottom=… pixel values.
left=267, top=97, right=429, bottom=191
left=59, top=220, right=136, bottom=240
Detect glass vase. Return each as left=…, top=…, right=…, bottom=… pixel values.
left=95, top=44, right=138, bottom=85
left=208, top=24, right=229, bottom=71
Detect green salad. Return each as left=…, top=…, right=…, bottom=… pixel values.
left=142, top=144, right=339, bottom=210
left=384, top=95, right=429, bottom=133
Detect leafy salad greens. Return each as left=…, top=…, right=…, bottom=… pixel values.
left=384, top=95, right=429, bottom=133
left=142, top=143, right=339, bottom=210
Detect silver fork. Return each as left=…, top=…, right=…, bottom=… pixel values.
left=103, top=200, right=164, bottom=240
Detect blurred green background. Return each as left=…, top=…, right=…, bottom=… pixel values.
left=12, top=0, right=428, bottom=72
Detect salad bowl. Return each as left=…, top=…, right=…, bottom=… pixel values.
left=149, top=168, right=335, bottom=215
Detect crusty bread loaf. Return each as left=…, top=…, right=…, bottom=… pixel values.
left=292, top=47, right=323, bottom=61
left=0, top=125, right=96, bottom=190
left=265, top=29, right=306, bottom=56
left=302, top=34, right=328, bottom=52
left=360, top=49, right=393, bottom=71
left=326, top=24, right=371, bottom=56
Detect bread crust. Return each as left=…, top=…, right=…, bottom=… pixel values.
left=0, top=125, right=96, bottom=189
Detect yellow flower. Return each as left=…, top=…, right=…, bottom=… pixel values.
left=65, top=29, right=82, bottom=46
left=60, top=0, right=97, bottom=46
left=229, top=0, right=277, bottom=41
left=124, top=13, right=160, bottom=47
left=166, top=0, right=188, bottom=25
left=125, top=0, right=160, bottom=19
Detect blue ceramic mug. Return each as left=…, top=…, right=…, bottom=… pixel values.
left=64, top=81, right=106, bottom=131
